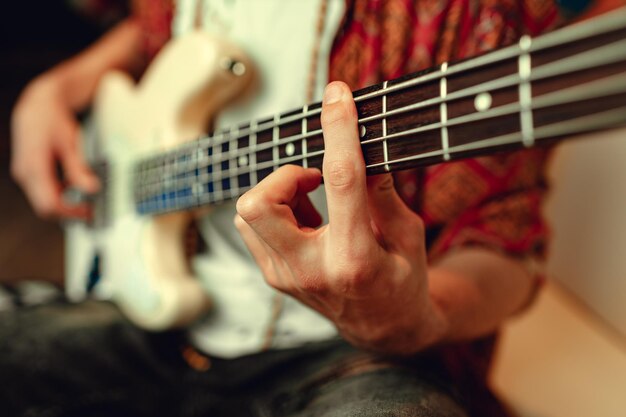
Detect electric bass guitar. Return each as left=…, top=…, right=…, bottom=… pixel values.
left=66, top=8, right=626, bottom=330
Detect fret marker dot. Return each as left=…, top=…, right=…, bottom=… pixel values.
left=285, top=143, right=295, bottom=157
left=238, top=155, right=249, bottom=166
left=360, top=125, right=366, bottom=138
left=474, top=92, right=492, bottom=112
left=192, top=182, right=203, bottom=196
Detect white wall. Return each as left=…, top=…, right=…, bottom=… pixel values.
left=544, top=128, right=626, bottom=337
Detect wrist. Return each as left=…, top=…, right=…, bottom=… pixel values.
left=12, top=74, right=61, bottom=128
left=42, top=66, right=83, bottom=110
left=26, top=59, right=94, bottom=113
left=21, top=71, right=67, bottom=107
left=339, top=292, right=449, bottom=357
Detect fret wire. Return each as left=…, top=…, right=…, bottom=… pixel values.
left=250, top=119, right=258, bottom=186
left=173, top=151, right=180, bottom=209
left=192, top=141, right=203, bottom=204
left=518, top=35, right=534, bottom=147
left=161, top=154, right=176, bottom=208
left=185, top=146, right=196, bottom=207
left=439, top=62, right=450, bottom=161
left=171, top=149, right=181, bottom=210
left=272, top=114, right=279, bottom=171
left=213, top=132, right=223, bottom=202
left=382, top=81, right=390, bottom=172
left=230, top=125, right=240, bottom=196
left=137, top=38, right=626, bottom=183
left=138, top=72, right=626, bottom=192
left=302, top=105, right=309, bottom=169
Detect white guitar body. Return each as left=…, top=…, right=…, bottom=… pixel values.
left=65, top=32, right=254, bottom=330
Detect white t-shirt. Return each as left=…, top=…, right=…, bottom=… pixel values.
left=174, top=0, right=346, bottom=358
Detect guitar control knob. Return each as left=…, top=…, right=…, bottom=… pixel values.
left=220, top=57, right=246, bottom=76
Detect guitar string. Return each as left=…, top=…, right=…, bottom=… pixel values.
left=137, top=71, right=626, bottom=198
left=134, top=62, right=626, bottom=200
left=183, top=7, right=626, bottom=153
left=349, top=5, right=626, bottom=105
left=136, top=105, right=626, bottom=213
left=137, top=100, right=626, bottom=212
left=132, top=10, right=626, bottom=207
left=135, top=37, right=626, bottom=186
left=367, top=106, right=626, bottom=170
left=183, top=9, right=626, bottom=155
left=136, top=77, right=626, bottom=208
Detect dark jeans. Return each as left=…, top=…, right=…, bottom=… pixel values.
left=0, top=300, right=469, bottom=417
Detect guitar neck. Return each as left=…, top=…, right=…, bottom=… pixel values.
left=133, top=7, right=626, bottom=216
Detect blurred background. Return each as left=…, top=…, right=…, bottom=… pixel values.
left=0, top=0, right=124, bottom=285
left=0, top=1, right=624, bottom=417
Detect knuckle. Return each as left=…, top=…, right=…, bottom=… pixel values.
left=325, top=158, right=357, bottom=189
left=329, top=255, right=374, bottom=295
left=342, top=269, right=373, bottom=296
left=297, top=275, right=328, bottom=296
left=264, top=274, right=282, bottom=290
left=235, top=192, right=264, bottom=224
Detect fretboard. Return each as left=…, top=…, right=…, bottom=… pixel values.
left=133, top=7, right=626, bottom=216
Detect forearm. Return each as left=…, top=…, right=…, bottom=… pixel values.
left=425, top=248, right=535, bottom=345
left=34, top=18, right=142, bottom=111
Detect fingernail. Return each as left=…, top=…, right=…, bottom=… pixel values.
left=323, top=83, right=343, bottom=104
